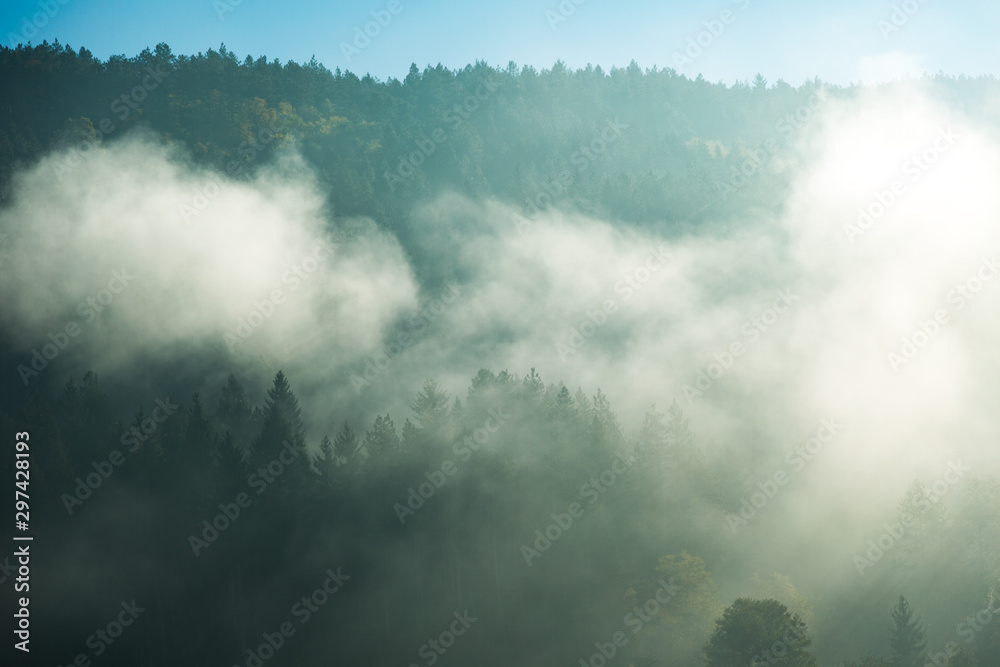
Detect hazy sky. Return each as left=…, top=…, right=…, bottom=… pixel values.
left=2, top=0, right=997, bottom=85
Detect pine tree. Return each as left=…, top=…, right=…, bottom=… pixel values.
left=894, top=480, right=949, bottom=567
left=58, top=371, right=110, bottom=471
left=405, top=380, right=451, bottom=452
left=364, top=413, right=400, bottom=468
left=888, top=596, right=926, bottom=667
left=410, top=379, right=450, bottom=431
left=591, top=388, right=624, bottom=451
left=249, top=371, right=308, bottom=485
left=665, top=400, right=699, bottom=468
left=314, top=435, right=336, bottom=481
left=215, top=373, right=254, bottom=447
left=401, top=418, right=419, bottom=449
left=333, top=421, right=359, bottom=467
left=639, top=403, right=675, bottom=472
left=467, top=369, right=498, bottom=410
left=181, top=393, right=216, bottom=471
left=522, top=367, right=544, bottom=403
left=214, top=430, right=248, bottom=496
left=574, top=387, right=592, bottom=420
left=450, top=398, right=464, bottom=424
left=553, top=385, right=574, bottom=420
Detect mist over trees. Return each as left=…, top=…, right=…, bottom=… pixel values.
left=2, top=41, right=1000, bottom=667
left=1, top=39, right=839, bottom=235
left=3, top=364, right=1000, bottom=665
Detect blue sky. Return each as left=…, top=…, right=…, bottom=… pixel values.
left=2, top=0, right=996, bottom=85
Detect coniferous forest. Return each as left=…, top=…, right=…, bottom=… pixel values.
left=3, top=11, right=1000, bottom=667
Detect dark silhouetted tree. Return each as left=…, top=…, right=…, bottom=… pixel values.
left=249, top=371, right=308, bottom=487
left=410, top=379, right=450, bottom=431
left=364, top=413, right=400, bottom=467
left=888, top=596, right=926, bottom=667
left=704, top=598, right=818, bottom=667
left=333, top=421, right=359, bottom=467
left=215, top=373, right=254, bottom=447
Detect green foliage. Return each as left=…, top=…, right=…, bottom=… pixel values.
left=623, top=552, right=723, bottom=666
left=332, top=421, right=359, bottom=466
left=363, top=413, right=401, bottom=467
left=5, top=360, right=1000, bottom=666
left=704, top=598, right=818, bottom=667
left=744, top=572, right=816, bottom=631
left=250, top=370, right=307, bottom=479
left=0, top=41, right=840, bottom=223
left=888, top=596, right=926, bottom=667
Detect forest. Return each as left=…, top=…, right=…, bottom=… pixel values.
left=2, top=40, right=1000, bottom=667
left=4, top=366, right=998, bottom=666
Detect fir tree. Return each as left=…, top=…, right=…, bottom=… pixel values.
left=215, top=373, right=254, bottom=446
left=364, top=413, right=400, bottom=468
left=333, top=421, right=359, bottom=467
left=249, top=371, right=308, bottom=485
left=888, top=596, right=926, bottom=667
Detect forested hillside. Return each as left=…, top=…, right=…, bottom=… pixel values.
left=1, top=40, right=829, bottom=228
left=3, top=366, right=999, bottom=666
left=3, top=40, right=1000, bottom=667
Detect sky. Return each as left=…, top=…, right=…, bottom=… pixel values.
left=2, top=0, right=997, bottom=86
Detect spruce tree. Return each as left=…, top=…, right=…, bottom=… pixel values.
left=410, top=379, right=450, bottom=431
left=639, top=404, right=674, bottom=472
left=888, top=596, right=926, bottom=667
left=363, top=413, right=400, bottom=468
left=215, top=373, right=254, bottom=446
left=249, top=371, right=308, bottom=484
left=333, top=421, right=359, bottom=468
left=314, top=435, right=336, bottom=482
